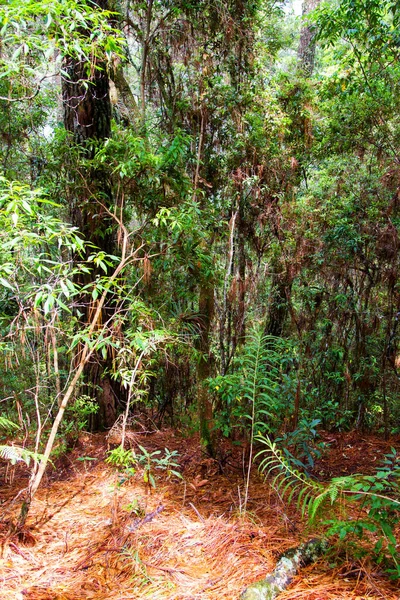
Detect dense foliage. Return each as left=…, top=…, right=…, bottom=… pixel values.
left=0, top=0, right=399, bottom=573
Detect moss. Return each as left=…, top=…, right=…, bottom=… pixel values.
left=240, top=538, right=328, bottom=600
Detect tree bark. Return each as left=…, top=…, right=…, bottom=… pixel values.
left=240, top=538, right=328, bottom=600
left=298, top=0, right=321, bottom=75
left=236, top=195, right=247, bottom=345
left=264, top=271, right=293, bottom=338
left=62, top=0, right=124, bottom=428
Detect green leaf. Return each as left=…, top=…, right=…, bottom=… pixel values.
left=0, top=277, right=14, bottom=290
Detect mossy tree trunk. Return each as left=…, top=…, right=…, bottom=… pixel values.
left=298, top=0, right=321, bottom=75
left=240, top=538, right=328, bottom=600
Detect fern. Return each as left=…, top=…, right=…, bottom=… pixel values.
left=210, top=331, right=291, bottom=439
left=256, top=434, right=324, bottom=519
left=257, top=434, right=400, bottom=517
left=210, top=328, right=290, bottom=512
left=0, top=416, right=19, bottom=432
left=240, top=333, right=285, bottom=435
left=256, top=435, right=400, bottom=577
left=0, top=445, right=44, bottom=466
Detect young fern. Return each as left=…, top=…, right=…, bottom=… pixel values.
left=256, top=434, right=324, bottom=519
left=256, top=435, right=400, bottom=577
left=256, top=434, right=400, bottom=518
left=238, top=330, right=287, bottom=512
left=209, top=329, right=292, bottom=513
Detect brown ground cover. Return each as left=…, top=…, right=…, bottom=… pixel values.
left=0, top=429, right=399, bottom=600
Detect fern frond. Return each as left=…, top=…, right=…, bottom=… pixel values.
left=0, top=416, right=19, bottom=431
left=309, top=490, right=330, bottom=522
left=287, top=482, right=303, bottom=504
left=0, top=445, right=43, bottom=466
left=301, top=491, right=314, bottom=518
left=276, top=473, right=291, bottom=495
left=329, top=483, right=339, bottom=503
left=256, top=433, right=323, bottom=517
left=296, top=483, right=310, bottom=511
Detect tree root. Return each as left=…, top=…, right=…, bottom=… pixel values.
left=240, top=538, right=329, bottom=600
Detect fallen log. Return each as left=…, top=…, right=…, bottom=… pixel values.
left=240, top=538, right=328, bottom=600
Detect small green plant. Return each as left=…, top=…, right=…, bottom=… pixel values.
left=256, top=435, right=400, bottom=578
left=122, top=547, right=154, bottom=586
left=274, top=418, right=328, bottom=474
left=58, top=395, right=101, bottom=452
left=106, top=446, right=136, bottom=469
left=123, top=498, right=145, bottom=517
left=64, top=395, right=99, bottom=437
left=106, top=446, right=137, bottom=486
left=0, top=416, right=19, bottom=435
left=106, top=444, right=182, bottom=489
left=311, top=400, right=353, bottom=431
left=135, top=445, right=182, bottom=488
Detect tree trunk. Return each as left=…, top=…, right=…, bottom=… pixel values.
left=140, top=0, right=154, bottom=124
left=264, top=0, right=320, bottom=340
left=298, top=0, right=321, bottom=75
left=236, top=195, right=247, bottom=346
left=196, top=281, right=215, bottom=457
left=62, top=0, right=124, bottom=429
left=264, top=266, right=293, bottom=338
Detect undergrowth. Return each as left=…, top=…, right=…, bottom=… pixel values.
left=106, top=444, right=182, bottom=488
left=256, top=435, right=400, bottom=579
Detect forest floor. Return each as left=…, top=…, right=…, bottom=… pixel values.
left=0, top=428, right=399, bottom=600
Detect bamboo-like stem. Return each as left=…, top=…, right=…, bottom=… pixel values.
left=120, top=349, right=146, bottom=449
left=220, top=210, right=237, bottom=375
left=243, top=334, right=262, bottom=514
left=17, top=232, right=139, bottom=527
left=192, top=109, right=205, bottom=200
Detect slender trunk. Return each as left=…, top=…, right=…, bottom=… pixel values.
left=265, top=265, right=293, bottom=338
left=236, top=196, right=246, bottom=346
left=140, top=0, right=154, bottom=123
left=292, top=372, right=301, bottom=430
left=193, top=109, right=205, bottom=200
left=110, top=58, right=140, bottom=126
left=264, top=1, right=320, bottom=340
left=196, top=281, right=215, bottom=456
left=17, top=344, right=93, bottom=530
left=220, top=211, right=237, bottom=375
left=17, top=243, right=133, bottom=529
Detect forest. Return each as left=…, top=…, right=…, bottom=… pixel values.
left=0, top=0, right=399, bottom=598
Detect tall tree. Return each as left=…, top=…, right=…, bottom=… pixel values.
left=265, top=0, right=320, bottom=342
left=62, top=0, right=123, bottom=427
left=298, top=0, right=320, bottom=75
